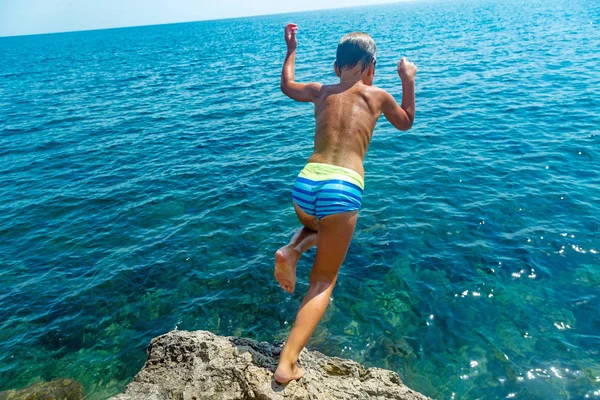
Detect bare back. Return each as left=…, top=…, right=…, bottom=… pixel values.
left=307, top=83, right=384, bottom=178
left=280, top=25, right=416, bottom=177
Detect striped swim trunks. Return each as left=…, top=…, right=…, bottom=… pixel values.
left=292, top=163, right=364, bottom=219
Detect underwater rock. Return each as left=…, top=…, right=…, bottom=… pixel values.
left=110, top=330, right=430, bottom=400
left=0, top=378, right=84, bottom=400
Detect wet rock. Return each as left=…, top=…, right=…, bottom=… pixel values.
left=110, top=330, right=431, bottom=400
left=0, top=378, right=84, bottom=400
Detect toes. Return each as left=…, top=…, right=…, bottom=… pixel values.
left=275, top=274, right=294, bottom=293
left=279, top=282, right=292, bottom=293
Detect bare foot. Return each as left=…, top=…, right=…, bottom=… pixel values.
left=274, top=361, right=305, bottom=384
left=274, top=246, right=300, bottom=293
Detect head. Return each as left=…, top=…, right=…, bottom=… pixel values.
left=334, top=32, right=377, bottom=85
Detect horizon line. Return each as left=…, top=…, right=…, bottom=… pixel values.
left=0, top=0, right=416, bottom=39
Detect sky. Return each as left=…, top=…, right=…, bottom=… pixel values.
left=0, top=0, right=406, bottom=37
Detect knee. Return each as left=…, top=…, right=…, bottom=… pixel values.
left=309, top=271, right=337, bottom=289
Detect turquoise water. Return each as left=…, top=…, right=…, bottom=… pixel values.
left=1, top=0, right=599, bottom=398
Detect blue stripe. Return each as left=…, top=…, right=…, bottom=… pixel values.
left=296, top=177, right=363, bottom=193
left=294, top=180, right=315, bottom=192
left=292, top=195, right=316, bottom=210
left=295, top=204, right=317, bottom=216
left=292, top=190, right=314, bottom=203
left=319, top=203, right=360, bottom=209
left=317, top=208, right=359, bottom=214
left=316, top=201, right=345, bottom=208
left=318, top=208, right=359, bottom=214
left=301, top=209, right=318, bottom=216
left=316, top=201, right=360, bottom=209
left=317, top=208, right=359, bottom=217
left=319, top=189, right=362, bottom=202
left=325, top=179, right=363, bottom=193
left=292, top=187, right=314, bottom=197
left=316, top=196, right=359, bottom=203
left=317, top=203, right=359, bottom=209
left=321, top=182, right=363, bottom=199
left=296, top=177, right=318, bottom=186
left=292, top=195, right=316, bottom=208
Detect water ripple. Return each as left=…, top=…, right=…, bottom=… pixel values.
left=1, top=0, right=600, bottom=399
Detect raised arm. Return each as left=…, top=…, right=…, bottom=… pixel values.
left=280, top=23, right=322, bottom=103
left=381, top=57, right=417, bottom=131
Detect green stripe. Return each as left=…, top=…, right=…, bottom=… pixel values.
left=299, top=163, right=365, bottom=190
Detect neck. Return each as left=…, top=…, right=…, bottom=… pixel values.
left=339, top=68, right=365, bottom=84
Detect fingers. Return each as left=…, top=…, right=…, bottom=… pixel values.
left=398, top=58, right=417, bottom=70
left=399, top=57, right=414, bottom=67
left=284, top=23, right=298, bottom=40
left=397, top=58, right=406, bottom=71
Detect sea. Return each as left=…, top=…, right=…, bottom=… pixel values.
left=0, top=0, right=599, bottom=398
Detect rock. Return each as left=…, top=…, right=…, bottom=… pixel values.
left=110, top=330, right=431, bottom=400
left=0, top=378, right=84, bottom=400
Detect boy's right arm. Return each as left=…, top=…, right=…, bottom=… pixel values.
left=280, top=23, right=322, bottom=103
left=381, top=58, right=417, bottom=131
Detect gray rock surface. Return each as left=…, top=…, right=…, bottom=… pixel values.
left=110, top=330, right=431, bottom=400
left=0, top=378, right=84, bottom=400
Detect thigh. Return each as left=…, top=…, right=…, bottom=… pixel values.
left=310, top=211, right=358, bottom=283
left=294, top=201, right=319, bottom=232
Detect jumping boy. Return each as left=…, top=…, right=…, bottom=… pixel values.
left=273, top=23, right=417, bottom=383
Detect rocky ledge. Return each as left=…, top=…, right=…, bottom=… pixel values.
left=110, top=330, right=430, bottom=400
left=0, top=378, right=84, bottom=400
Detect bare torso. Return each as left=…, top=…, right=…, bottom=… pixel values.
left=307, top=82, right=384, bottom=178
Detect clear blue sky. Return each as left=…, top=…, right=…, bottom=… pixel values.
left=0, top=0, right=406, bottom=37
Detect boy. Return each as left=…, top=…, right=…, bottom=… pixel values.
left=273, top=23, right=417, bottom=383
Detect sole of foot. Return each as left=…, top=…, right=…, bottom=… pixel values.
left=274, top=248, right=298, bottom=293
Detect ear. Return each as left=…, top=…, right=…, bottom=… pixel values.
left=368, top=59, right=376, bottom=76
left=334, top=61, right=340, bottom=77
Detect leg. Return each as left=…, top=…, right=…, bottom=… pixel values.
left=274, top=211, right=358, bottom=383
left=274, top=227, right=318, bottom=293
left=274, top=202, right=319, bottom=293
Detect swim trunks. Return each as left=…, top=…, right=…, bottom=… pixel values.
left=292, top=163, right=364, bottom=219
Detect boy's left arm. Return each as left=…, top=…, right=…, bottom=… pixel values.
left=381, top=58, right=417, bottom=131
left=280, top=23, right=322, bottom=103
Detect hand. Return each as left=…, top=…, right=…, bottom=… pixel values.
left=397, top=57, right=417, bottom=80
left=284, top=23, right=298, bottom=51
